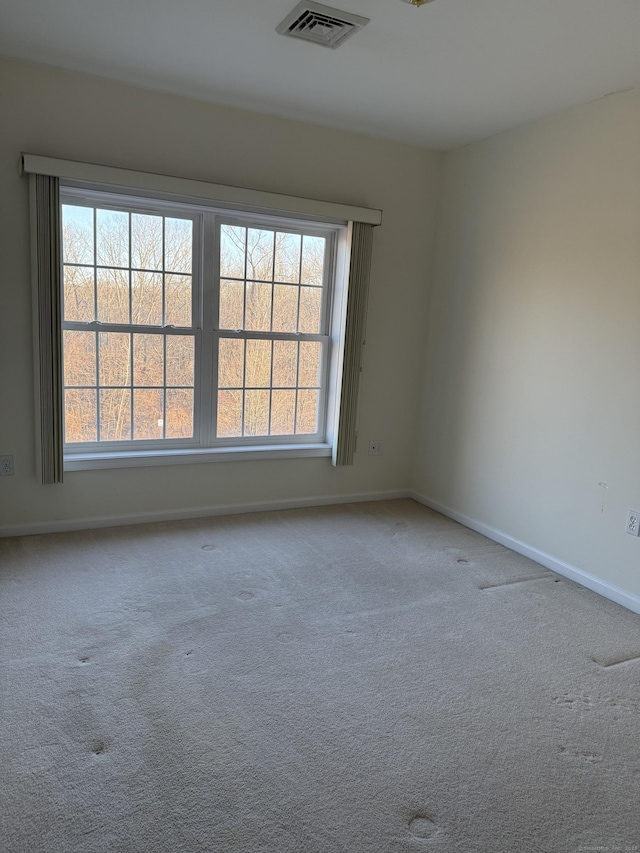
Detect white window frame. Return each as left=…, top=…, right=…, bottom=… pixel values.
left=60, top=184, right=346, bottom=470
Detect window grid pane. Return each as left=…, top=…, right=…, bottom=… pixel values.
left=166, top=389, right=194, bottom=439
left=63, top=205, right=194, bottom=333
left=62, top=201, right=196, bottom=445
left=215, top=337, right=323, bottom=438
left=218, top=226, right=327, bottom=335
left=63, top=331, right=196, bottom=444
left=64, top=389, right=97, bottom=443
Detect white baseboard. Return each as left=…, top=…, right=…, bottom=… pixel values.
left=6, top=487, right=638, bottom=617
left=0, top=489, right=411, bottom=538
left=410, top=491, right=640, bottom=617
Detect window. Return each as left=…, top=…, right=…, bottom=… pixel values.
left=23, top=155, right=379, bottom=482
left=60, top=187, right=340, bottom=465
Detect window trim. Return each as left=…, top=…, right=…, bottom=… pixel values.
left=64, top=442, right=332, bottom=471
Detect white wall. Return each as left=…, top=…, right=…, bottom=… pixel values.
left=414, top=88, right=640, bottom=597
left=0, top=57, right=442, bottom=532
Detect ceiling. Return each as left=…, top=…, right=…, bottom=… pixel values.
left=2, top=0, right=639, bottom=150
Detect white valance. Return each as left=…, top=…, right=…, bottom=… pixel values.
left=20, top=154, right=383, bottom=227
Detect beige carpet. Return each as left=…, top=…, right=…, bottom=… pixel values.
left=1, top=499, right=639, bottom=852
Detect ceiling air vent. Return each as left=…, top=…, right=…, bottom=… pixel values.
left=276, top=1, right=370, bottom=49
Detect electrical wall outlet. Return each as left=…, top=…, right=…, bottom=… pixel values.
left=625, top=510, right=640, bottom=537
left=368, top=440, right=384, bottom=456
left=0, top=454, right=14, bottom=477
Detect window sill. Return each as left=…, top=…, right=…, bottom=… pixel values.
left=64, top=443, right=333, bottom=471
